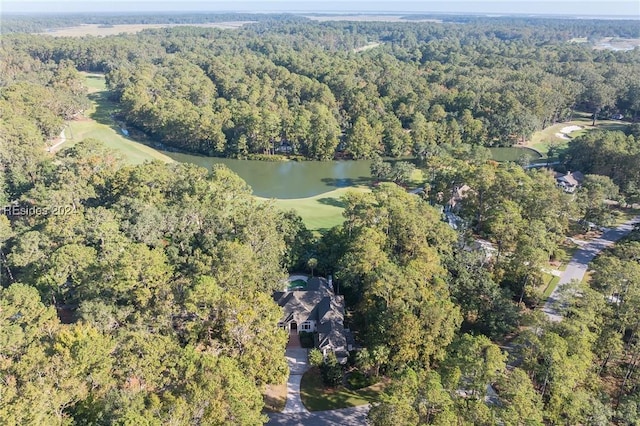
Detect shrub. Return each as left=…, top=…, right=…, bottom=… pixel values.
left=308, top=348, right=324, bottom=368
left=347, top=370, right=369, bottom=390
left=245, top=153, right=288, bottom=162
left=299, top=331, right=315, bottom=348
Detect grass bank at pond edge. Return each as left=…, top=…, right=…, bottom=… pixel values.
left=256, top=187, right=371, bottom=232
left=77, top=73, right=373, bottom=231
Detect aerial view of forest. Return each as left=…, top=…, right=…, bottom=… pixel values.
left=1, top=2, right=640, bottom=425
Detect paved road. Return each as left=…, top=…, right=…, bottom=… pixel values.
left=267, top=405, right=370, bottom=426
left=543, top=215, right=640, bottom=321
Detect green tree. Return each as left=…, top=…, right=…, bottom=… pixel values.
left=307, top=257, right=318, bottom=277
left=346, top=115, right=381, bottom=159
left=495, top=368, right=544, bottom=425
left=321, top=352, right=343, bottom=387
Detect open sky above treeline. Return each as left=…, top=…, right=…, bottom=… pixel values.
left=3, top=0, right=639, bottom=18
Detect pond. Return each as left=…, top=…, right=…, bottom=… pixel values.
left=163, top=148, right=542, bottom=199
left=162, top=151, right=372, bottom=199
left=489, top=147, right=543, bottom=163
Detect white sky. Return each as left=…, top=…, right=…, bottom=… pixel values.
left=2, top=1, right=639, bottom=17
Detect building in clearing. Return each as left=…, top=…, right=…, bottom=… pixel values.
left=556, top=171, right=584, bottom=193
left=274, top=276, right=351, bottom=363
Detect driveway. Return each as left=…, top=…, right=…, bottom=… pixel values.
left=543, top=215, right=640, bottom=321
left=267, top=405, right=370, bottom=426
left=269, top=333, right=371, bottom=424
left=282, top=333, right=309, bottom=414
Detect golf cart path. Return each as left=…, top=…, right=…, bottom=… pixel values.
left=48, top=127, right=67, bottom=152
left=543, top=215, right=640, bottom=321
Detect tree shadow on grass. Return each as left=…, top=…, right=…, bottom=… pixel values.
left=87, top=92, right=160, bottom=147
left=597, top=122, right=629, bottom=133
left=316, top=197, right=347, bottom=208
left=321, top=177, right=371, bottom=188
left=88, top=92, right=136, bottom=133
left=313, top=228, right=332, bottom=236
left=88, top=92, right=118, bottom=126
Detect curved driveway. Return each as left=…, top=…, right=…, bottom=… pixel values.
left=543, top=215, right=640, bottom=321
left=282, top=347, right=309, bottom=414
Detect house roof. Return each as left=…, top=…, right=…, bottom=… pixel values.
left=317, top=295, right=347, bottom=351
left=275, top=277, right=348, bottom=352
left=572, top=171, right=585, bottom=182
left=275, top=277, right=335, bottom=323
left=557, top=171, right=583, bottom=187
left=275, top=290, right=325, bottom=324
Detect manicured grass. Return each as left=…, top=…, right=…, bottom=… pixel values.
left=259, top=187, right=371, bottom=232
left=74, top=73, right=372, bottom=229
left=409, top=168, right=425, bottom=187
left=543, top=275, right=561, bottom=300
left=527, top=112, right=630, bottom=155
left=528, top=123, right=574, bottom=154
left=61, top=73, right=174, bottom=165
left=262, top=383, right=287, bottom=413
left=66, top=119, right=174, bottom=165
left=300, top=368, right=385, bottom=411
left=84, top=73, right=108, bottom=92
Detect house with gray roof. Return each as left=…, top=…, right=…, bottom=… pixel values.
left=556, top=171, right=584, bottom=193
left=274, top=277, right=351, bottom=363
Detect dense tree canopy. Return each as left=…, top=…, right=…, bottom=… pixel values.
left=565, top=130, right=640, bottom=203
left=3, top=15, right=639, bottom=159
left=1, top=12, right=640, bottom=425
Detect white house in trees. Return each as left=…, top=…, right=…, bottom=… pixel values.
left=274, top=276, right=351, bottom=362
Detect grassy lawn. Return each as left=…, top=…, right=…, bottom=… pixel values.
left=489, top=147, right=543, bottom=162
left=611, top=207, right=640, bottom=226
left=582, top=270, right=594, bottom=285
left=262, top=383, right=287, bottom=413
left=61, top=73, right=174, bottom=165
left=259, top=187, right=371, bottom=232
left=300, top=368, right=385, bottom=411
left=542, top=275, right=561, bottom=300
